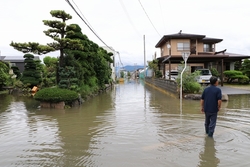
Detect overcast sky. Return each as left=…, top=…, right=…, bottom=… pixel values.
left=1, top=0, right=250, bottom=66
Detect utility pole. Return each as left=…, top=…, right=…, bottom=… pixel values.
left=144, top=35, right=146, bottom=79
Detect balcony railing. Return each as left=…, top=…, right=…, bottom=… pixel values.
left=204, top=48, right=215, bottom=52
left=177, top=47, right=190, bottom=51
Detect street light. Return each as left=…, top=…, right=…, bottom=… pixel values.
left=180, top=52, right=190, bottom=100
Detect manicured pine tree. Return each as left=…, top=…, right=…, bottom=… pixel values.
left=21, top=54, right=42, bottom=87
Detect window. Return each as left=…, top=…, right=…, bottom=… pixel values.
left=177, top=42, right=190, bottom=51
left=203, top=44, right=214, bottom=52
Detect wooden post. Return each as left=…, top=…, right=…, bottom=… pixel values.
left=221, top=59, right=224, bottom=86
left=169, top=59, right=171, bottom=80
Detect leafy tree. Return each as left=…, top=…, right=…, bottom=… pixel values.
left=65, top=24, right=113, bottom=90
left=210, top=68, right=220, bottom=77
left=148, top=59, right=158, bottom=77
left=11, top=66, right=21, bottom=79
left=42, top=56, right=58, bottom=87
left=234, top=61, right=241, bottom=70
left=58, top=66, right=78, bottom=91
left=10, top=10, right=84, bottom=84
left=0, top=61, right=9, bottom=90
left=21, top=54, right=42, bottom=87
left=241, top=59, right=250, bottom=78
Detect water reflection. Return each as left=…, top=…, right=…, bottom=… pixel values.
left=1, top=81, right=250, bottom=166
left=198, top=137, right=220, bottom=167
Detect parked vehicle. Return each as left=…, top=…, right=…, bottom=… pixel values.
left=165, top=70, right=179, bottom=80
left=196, top=69, right=212, bottom=84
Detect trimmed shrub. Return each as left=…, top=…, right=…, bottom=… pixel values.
left=223, top=70, right=242, bottom=83
left=34, top=87, right=78, bottom=103
left=237, top=75, right=249, bottom=84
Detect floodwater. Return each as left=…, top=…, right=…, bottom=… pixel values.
left=0, top=80, right=250, bottom=167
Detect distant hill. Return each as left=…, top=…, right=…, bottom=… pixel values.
left=121, top=65, right=145, bottom=72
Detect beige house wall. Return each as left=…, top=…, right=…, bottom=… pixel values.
left=160, top=40, right=206, bottom=56
left=197, top=42, right=204, bottom=52
left=170, top=39, right=190, bottom=55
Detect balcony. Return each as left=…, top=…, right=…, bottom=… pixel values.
left=203, top=48, right=215, bottom=52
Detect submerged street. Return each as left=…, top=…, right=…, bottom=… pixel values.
left=1, top=79, right=250, bottom=167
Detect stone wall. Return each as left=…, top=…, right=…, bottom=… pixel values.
left=145, top=77, right=178, bottom=94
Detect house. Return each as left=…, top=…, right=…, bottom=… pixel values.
left=155, top=31, right=250, bottom=85
left=0, top=55, right=40, bottom=73
left=101, top=46, right=116, bottom=82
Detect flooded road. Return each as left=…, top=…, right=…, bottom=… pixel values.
left=1, top=80, right=250, bottom=167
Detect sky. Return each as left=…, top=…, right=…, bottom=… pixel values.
left=0, top=0, right=250, bottom=66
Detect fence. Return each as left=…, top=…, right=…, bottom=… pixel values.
left=145, top=77, right=178, bottom=95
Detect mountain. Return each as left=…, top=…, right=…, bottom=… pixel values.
left=120, top=65, right=145, bottom=72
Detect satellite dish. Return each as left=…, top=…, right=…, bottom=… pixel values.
left=167, top=44, right=171, bottom=49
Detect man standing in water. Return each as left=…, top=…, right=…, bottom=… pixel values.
left=201, top=76, right=222, bottom=137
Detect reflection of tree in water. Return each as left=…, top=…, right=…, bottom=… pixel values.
left=8, top=90, right=114, bottom=166
left=54, top=90, right=114, bottom=166
left=198, top=137, right=220, bottom=167
left=0, top=95, right=12, bottom=113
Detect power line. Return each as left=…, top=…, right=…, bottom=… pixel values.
left=71, top=0, right=96, bottom=33
left=158, top=0, right=167, bottom=33
left=119, top=0, right=142, bottom=38
left=137, top=0, right=161, bottom=37
left=65, top=0, right=115, bottom=53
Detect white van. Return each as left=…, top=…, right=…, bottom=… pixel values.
left=165, top=70, right=179, bottom=80
left=196, top=69, right=212, bottom=84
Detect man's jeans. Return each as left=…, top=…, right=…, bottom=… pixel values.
left=205, top=112, right=218, bottom=135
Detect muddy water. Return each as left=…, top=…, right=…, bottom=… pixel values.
left=0, top=80, right=250, bottom=167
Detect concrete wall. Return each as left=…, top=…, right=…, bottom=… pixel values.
left=145, top=77, right=178, bottom=94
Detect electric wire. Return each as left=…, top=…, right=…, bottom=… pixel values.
left=137, top=0, right=161, bottom=37
left=71, top=0, right=96, bottom=34
left=119, top=0, right=142, bottom=38
left=158, top=0, right=166, bottom=33
left=65, top=0, right=115, bottom=53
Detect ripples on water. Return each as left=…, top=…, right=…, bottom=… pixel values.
left=0, top=80, right=250, bottom=167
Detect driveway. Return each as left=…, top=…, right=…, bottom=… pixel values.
left=218, top=86, right=250, bottom=95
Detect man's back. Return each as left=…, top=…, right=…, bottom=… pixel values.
left=202, top=85, right=222, bottom=113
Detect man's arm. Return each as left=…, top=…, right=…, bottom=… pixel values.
left=218, top=100, right=222, bottom=111
left=200, top=99, right=204, bottom=113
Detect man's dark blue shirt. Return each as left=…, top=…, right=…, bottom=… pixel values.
left=201, top=85, right=222, bottom=113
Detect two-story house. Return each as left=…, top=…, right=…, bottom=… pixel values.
left=155, top=31, right=250, bottom=84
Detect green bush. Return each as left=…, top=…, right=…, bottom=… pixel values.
left=237, top=75, right=249, bottom=84
left=155, top=70, right=162, bottom=78
left=34, top=87, right=78, bottom=103
left=224, top=70, right=249, bottom=84
left=224, top=70, right=242, bottom=83
left=184, top=82, right=201, bottom=93
left=210, top=68, right=220, bottom=77
left=176, top=70, right=202, bottom=93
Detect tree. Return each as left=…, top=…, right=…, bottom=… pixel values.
left=21, top=54, right=42, bottom=87
left=42, top=56, right=58, bottom=87
left=65, top=24, right=113, bottom=90
left=241, top=59, right=250, bottom=78
left=0, top=61, right=9, bottom=90
left=10, top=10, right=84, bottom=74
left=148, top=59, right=159, bottom=77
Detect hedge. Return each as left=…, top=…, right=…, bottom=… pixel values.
left=34, top=87, right=79, bottom=103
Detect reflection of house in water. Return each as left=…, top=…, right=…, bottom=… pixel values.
left=0, top=55, right=40, bottom=73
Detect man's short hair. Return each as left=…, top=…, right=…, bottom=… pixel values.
left=210, top=76, right=218, bottom=85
